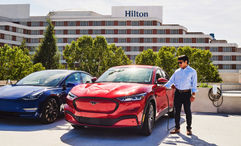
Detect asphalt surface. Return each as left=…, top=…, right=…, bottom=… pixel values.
left=0, top=113, right=240, bottom=146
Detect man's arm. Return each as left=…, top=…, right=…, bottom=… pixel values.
left=190, top=70, right=198, bottom=102
left=164, top=72, right=175, bottom=88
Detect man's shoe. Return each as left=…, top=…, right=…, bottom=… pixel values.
left=170, top=128, right=180, bottom=134
left=187, top=129, right=192, bottom=135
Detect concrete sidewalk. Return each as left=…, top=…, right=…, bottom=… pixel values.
left=0, top=113, right=240, bottom=146
left=161, top=113, right=241, bottom=146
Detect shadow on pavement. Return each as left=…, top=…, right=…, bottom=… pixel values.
left=0, top=117, right=68, bottom=131
left=162, top=133, right=217, bottom=146
left=60, top=116, right=185, bottom=146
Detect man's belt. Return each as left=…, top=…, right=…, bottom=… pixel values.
left=176, top=89, right=191, bottom=93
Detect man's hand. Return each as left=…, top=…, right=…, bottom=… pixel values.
left=171, top=85, right=176, bottom=89
left=190, top=93, right=196, bottom=102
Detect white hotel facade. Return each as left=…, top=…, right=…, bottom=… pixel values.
left=0, top=4, right=241, bottom=71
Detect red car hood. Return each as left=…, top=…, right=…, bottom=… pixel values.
left=70, top=83, right=152, bottom=98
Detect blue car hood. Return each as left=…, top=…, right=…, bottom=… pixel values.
left=0, top=85, right=47, bottom=99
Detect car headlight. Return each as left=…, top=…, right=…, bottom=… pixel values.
left=22, top=91, right=43, bottom=100
left=67, top=92, right=78, bottom=99
left=117, top=93, right=146, bottom=102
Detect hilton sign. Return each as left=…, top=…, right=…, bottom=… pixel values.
left=112, top=6, right=163, bottom=22
left=125, top=10, right=148, bottom=17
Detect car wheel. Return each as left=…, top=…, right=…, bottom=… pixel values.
left=40, top=98, right=59, bottom=124
left=141, top=102, right=155, bottom=136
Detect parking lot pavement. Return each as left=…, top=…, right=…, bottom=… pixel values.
left=0, top=113, right=240, bottom=146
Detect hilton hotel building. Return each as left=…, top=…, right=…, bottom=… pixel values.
left=0, top=4, right=241, bottom=71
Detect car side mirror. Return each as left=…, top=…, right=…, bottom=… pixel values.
left=91, top=77, right=97, bottom=83
left=157, top=78, right=168, bottom=84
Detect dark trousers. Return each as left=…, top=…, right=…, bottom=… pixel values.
left=174, top=90, right=192, bottom=130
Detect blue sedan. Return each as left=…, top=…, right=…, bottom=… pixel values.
left=0, top=70, right=94, bottom=123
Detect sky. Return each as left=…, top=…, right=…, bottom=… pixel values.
left=1, top=0, right=241, bottom=47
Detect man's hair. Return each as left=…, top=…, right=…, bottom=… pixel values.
left=178, top=55, right=189, bottom=64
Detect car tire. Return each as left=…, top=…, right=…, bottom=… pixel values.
left=40, top=98, right=59, bottom=124
left=141, top=102, right=155, bottom=136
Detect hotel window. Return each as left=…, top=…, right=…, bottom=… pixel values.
left=223, top=65, right=231, bottom=69
left=223, top=47, right=232, bottom=52
left=118, top=38, right=126, bottom=43
left=55, top=30, right=63, bottom=34
left=31, top=38, right=39, bottom=43
left=31, top=30, right=40, bottom=35
left=0, top=26, right=5, bottom=30
left=67, top=38, right=75, bottom=43
left=143, top=21, right=152, bottom=26
left=223, top=56, right=232, bottom=61
left=197, top=38, right=205, bottom=43
left=157, top=38, right=165, bottom=43
left=131, top=21, right=139, bottom=26
left=93, top=21, right=101, bottom=26
left=55, top=21, right=64, bottom=26
left=237, top=64, right=241, bottom=69
left=170, top=29, right=179, bottom=34
left=106, top=29, right=114, bottom=34
left=236, top=56, right=241, bottom=61
left=106, top=38, right=114, bottom=43
left=183, top=38, right=192, bottom=43
left=16, top=36, right=23, bottom=42
left=80, top=21, right=88, bottom=26
left=211, top=56, right=218, bottom=61
left=144, top=47, right=150, bottom=50
left=106, top=21, right=114, bottom=26
left=118, top=21, right=126, bottom=26
left=57, top=38, right=63, bottom=43
left=144, top=29, right=152, bottom=34
left=118, top=29, right=126, bottom=34
left=92, top=30, right=101, bottom=34
left=210, top=47, right=218, bottom=52
left=31, top=21, right=40, bottom=26
left=170, top=38, right=179, bottom=43
left=157, top=22, right=161, bottom=26
left=130, top=38, right=139, bottom=43
left=144, top=38, right=152, bottom=43
left=131, top=29, right=140, bottom=34
left=157, top=30, right=165, bottom=34
left=4, top=34, right=11, bottom=40
left=79, top=30, right=88, bottom=34
left=121, top=46, right=127, bottom=51
left=68, top=21, right=76, bottom=26
left=131, top=46, right=139, bottom=51
left=43, top=22, right=48, bottom=26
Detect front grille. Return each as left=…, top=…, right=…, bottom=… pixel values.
left=65, top=110, right=137, bottom=126
left=73, top=97, right=119, bottom=114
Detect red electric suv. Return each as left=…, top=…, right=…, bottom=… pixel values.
left=64, top=65, right=175, bottom=135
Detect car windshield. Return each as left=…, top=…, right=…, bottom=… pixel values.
left=16, top=70, right=70, bottom=87
left=96, top=67, right=153, bottom=84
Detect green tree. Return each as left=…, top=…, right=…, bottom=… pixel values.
left=63, top=36, right=131, bottom=77
left=135, top=49, right=158, bottom=66
left=33, top=19, right=60, bottom=69
left=135, top=46, right=222, bottom=82
left=0, top=44, right=45, bottom=80
left=19, top=39, right=29, bottom=55
left=177, top=46, right=222, bottom=82
left=156, top=46, right=178, bottom=76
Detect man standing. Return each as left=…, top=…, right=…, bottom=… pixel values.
left=164, top=55, right=198, bottom=135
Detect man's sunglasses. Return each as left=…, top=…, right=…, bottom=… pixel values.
left=178, top=61, right=183, bottom=64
